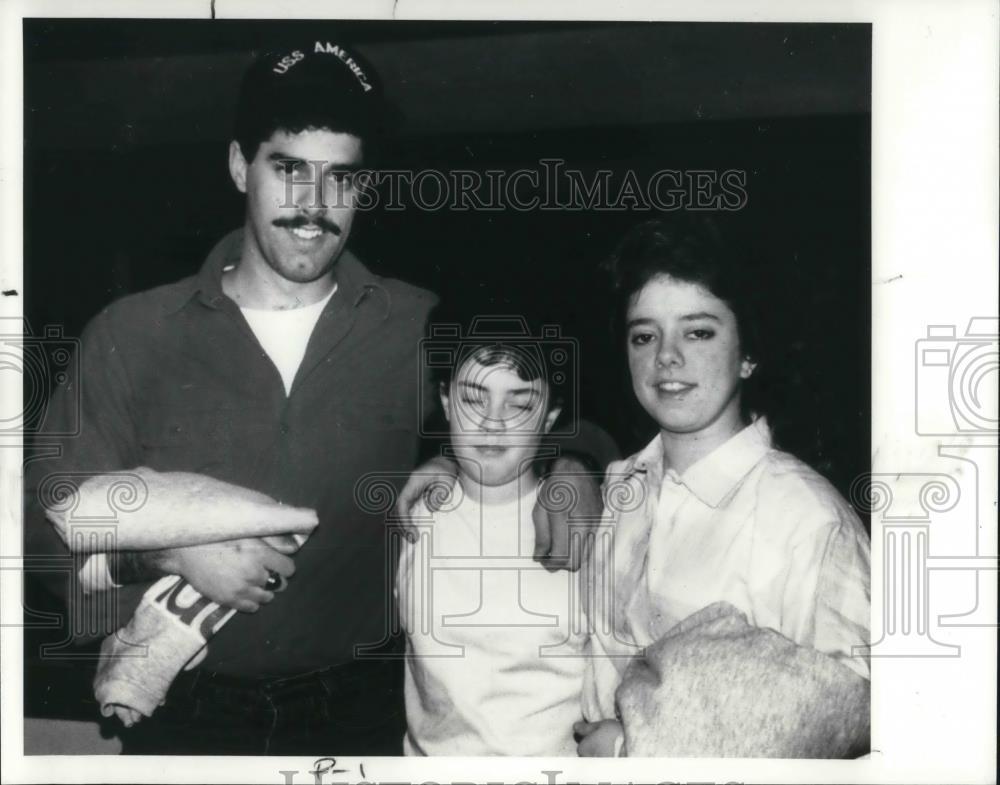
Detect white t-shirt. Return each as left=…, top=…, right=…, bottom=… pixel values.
left=239, top=285, right=337, bottom=395
left=396, top=482, right=587, bottom=756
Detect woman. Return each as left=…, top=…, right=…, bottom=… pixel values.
left=574, top=217, right=871, bottom=758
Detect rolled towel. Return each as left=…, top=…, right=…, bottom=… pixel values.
left=94, top=574, right=213, bottom=723
left=95, top=532, right=310, bottom=726
left=43, top=467, right=317, bottom=551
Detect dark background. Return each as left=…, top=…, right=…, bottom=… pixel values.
left=22, top=19, right=870, bottom=723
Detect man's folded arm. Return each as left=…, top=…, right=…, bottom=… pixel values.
left=23, top=309, right=152, bottom=641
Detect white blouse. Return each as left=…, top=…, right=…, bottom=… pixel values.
left=582, top=417, right=871, bottom=722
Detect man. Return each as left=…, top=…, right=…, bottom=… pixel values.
left=24, top=41, right=605, bottom=755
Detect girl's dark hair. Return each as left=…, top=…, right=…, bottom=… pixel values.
left=602, top=214, right=769, bottom=422
left=425, top=298, right=569, bottom=418
left=416, top=299, right=572, bottom=471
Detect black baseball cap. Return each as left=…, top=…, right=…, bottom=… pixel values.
left=234, top=40, right=393, bottom=161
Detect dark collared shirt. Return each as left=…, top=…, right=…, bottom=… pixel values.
left=25, top=229, right=437, bottom=676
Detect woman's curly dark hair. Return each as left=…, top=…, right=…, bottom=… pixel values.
left=602, top=214, right=771, bottom=425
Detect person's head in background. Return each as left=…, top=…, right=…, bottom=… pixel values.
left=227, top=41, right=390, bottom=292
left=604, top=215, right=766, bottom=473
left=430, top=313, right=568, bottom=505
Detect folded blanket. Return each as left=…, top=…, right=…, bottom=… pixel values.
left=616, top=602, right=870, bottom=758
left=44, top=467, right=317, bottom=551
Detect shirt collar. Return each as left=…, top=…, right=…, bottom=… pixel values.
left=164, top=228, right=391, bottom=318
left=679, top=417, right=773, bottom=507
left=622, top=432, right=666, bottom=478
left=623, top=417, right=773, bottom=508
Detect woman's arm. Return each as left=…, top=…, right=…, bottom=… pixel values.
left=779, top=515, right=872, bottom=679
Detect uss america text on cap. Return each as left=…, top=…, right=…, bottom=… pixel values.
left=234, top=40, right=390, bottom=151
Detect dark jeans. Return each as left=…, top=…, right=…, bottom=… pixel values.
left=120, top=659, right=405, bottom=756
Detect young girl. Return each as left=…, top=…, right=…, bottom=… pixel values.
left=396, top=319, right=588, bottom=756
left=576, top=217, right=871, bottom=757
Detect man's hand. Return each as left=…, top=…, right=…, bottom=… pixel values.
left=393, top=455, right=459, bottom=542
left=574, top=719, right=625, bottom=757
left=158, top=537, right=297, bottom=613
left=532, top=456, right=603, bottom=572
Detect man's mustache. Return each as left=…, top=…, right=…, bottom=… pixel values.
left=273, top=214, right=341, bottom=235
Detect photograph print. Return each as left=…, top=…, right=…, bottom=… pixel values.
left=17, top=16, right=872, bottom=762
